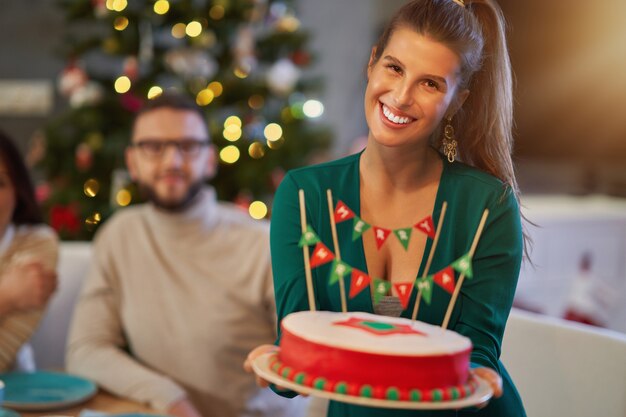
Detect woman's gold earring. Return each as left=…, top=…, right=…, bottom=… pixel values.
left=442, top=117, right=457, bottom=163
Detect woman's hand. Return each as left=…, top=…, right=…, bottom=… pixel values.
left=0, top=261, right=57, bottom=316
left=470, top=367, right=503, bottom=408
left=243, top=344, right=280, bottom=388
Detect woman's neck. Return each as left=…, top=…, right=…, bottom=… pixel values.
left=360, top=138, right=441, bottom=193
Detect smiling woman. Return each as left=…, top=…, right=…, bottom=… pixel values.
left=245, top=1, right=527, bottom=417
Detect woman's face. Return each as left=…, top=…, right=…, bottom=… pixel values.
left=0, top=159, right=16, bottom=232
left=364, top=27, right=466, bottom=150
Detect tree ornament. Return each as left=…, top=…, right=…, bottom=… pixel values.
left=266, top=58, right=300, bottom=96
left=58, top=64, right=87, bottom=97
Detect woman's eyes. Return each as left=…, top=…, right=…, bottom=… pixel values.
left=386, top=64, right=402, bottom=74
left=424, top=80, right=440, bottom=91
left=385, top=66, right=441, bottom=91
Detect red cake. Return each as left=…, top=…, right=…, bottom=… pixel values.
left=272, top=311, right=478, bottom=402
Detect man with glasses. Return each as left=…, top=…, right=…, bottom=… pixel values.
left=66, top=92, right=306, bottom=417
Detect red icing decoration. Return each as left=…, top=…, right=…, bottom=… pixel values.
left=280, top=326, right=470, bottom=390
left=333, top=316, right=426, bottom=336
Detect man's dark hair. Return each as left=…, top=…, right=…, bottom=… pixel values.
left=0, top=130, right=43, bottom=224
left=134, top=90, right=209, bottom=136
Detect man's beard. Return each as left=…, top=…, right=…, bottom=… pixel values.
left=136, top=180, right=205, bottom=212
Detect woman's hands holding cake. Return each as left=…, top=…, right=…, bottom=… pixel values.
left=244, top=344, right=279, bottom=388
left=471, top=367, right=503, bottom=407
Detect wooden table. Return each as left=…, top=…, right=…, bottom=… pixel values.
left=19, top=389, right=161, bottom=417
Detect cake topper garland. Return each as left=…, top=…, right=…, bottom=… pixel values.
left=297, top=189, right=488, bottom=327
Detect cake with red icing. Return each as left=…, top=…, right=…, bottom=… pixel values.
left=272, top=310, right=478, bottom=402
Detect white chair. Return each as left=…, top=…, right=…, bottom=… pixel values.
left=29, top=242, right=92, bottom=369
left=501, top=308, right=626, bottom=417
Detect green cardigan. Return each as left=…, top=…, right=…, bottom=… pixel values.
left=270, top=151, right=526, bottom=417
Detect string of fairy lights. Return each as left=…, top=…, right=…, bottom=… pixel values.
left=78, top=0, right=325, bottom=226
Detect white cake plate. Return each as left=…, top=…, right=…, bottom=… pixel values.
left=252, top=352, right=493, bottom=410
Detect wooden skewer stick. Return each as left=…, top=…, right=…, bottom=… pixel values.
left=326, top=189, right=347, bottom=313
left=412, top=201, right=448, bottom=321
left=299, top=189, right=316, bottom=311
left=441, top=208, right=489, bottom=329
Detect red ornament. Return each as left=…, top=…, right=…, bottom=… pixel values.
left=50, top=204, right=81, bottom=234
left=120, top=93, right=143, bottom=112
left=123, top=57, right=139, bottom=80
left=290, top=50, right=311, bottom=66
left=75, top=143, right=93, bottom=171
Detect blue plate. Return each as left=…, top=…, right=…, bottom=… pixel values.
left=0, top=408, right=20, bottom=417
left=0, top=371, right=97, bottom=411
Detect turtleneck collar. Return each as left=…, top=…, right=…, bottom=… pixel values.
left=145, top=186, right=219, bottom=235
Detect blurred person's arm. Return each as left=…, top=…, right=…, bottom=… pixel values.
left=65, top=225, right=190, bottom=413
left=0, top=226, right=58, bottom=371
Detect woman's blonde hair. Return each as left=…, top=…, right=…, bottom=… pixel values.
left=372, top=0, right=517, bottom=198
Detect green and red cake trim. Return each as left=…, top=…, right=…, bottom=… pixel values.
left=268, top=353, right=479, bottom=402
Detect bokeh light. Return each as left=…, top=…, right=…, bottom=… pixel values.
left=196, top=89, right=215, bottom=106
left=116, top=189, right=132, bottom=206
left=147, top=86, right=163, bottom=99
left=153, top=0, right=170, bottom=15
left=249, top=201, right=268, bottom=219
left=114, top=76, right=131, bottom=94
left=83, top=179, right=100, bottom=197
left=303, top=99, right=324, bottom=118
left=186, top=21, right=203, bottom=37
left=219, top=145, right=240, bottom=164
left=264, top=123, right=283, bottom=142
left=248, top=142, right=265, bottom=159
left=113, top=17, right=129, bottom=31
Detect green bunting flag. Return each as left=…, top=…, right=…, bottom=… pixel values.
left=372, top=278, right=391, bottom=305
left=416, top=275, right=434, bottom=305
left=298, top=225, right=321, bottom=247
left=393, top=228, right=413, bottom=251
left=451, top=253, right=473, bottom=278
left=328, top=260, right=352, bottom=285
left=351, top=217, right=371, bottom=241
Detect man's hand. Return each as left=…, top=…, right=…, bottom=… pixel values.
left=0, top=261, right=57, bottom=316
left=167, top=397, right=203, bottom=417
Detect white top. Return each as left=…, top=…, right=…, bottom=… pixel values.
left=283, top=311, right=472, bottom=356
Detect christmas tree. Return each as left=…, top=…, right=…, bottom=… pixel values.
left=39, top=0, right=332, bottom=240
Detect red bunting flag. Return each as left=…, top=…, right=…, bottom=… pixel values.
left=434, top=266, right=456, bottom=294
left=373, top=227, right=391, bottom=250
left=310, top=242, right=335, bottom=268
left=334, top=200, right=355, bottom=223
left=414, top=216, right=436, bottom=239
left=394, top=282, right=414, bottom=309
left=349, top=268, right=371, bottom=298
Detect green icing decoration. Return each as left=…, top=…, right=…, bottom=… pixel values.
left=281, top=367, right=292, bottom=378
left=386, top=387, right=400, bottom=400
left=450, top=387, right=460, bottom=400
left=409, top=389, right=422, bottom=402
left=335, top=382, right=348, bottom=394
left=432, top=389, right=443, bottom=402
left=313, top=377, right=326, bottom=390
left=360, top=385, right=373, bottom=398
left=362, top=321, right=395, bottom=331
left=271, top=362, right=281, bottom=372
left=294, top=372, right=306, bottom=385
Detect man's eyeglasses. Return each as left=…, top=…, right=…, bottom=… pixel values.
left=131, top=139, right=210, bottom=159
